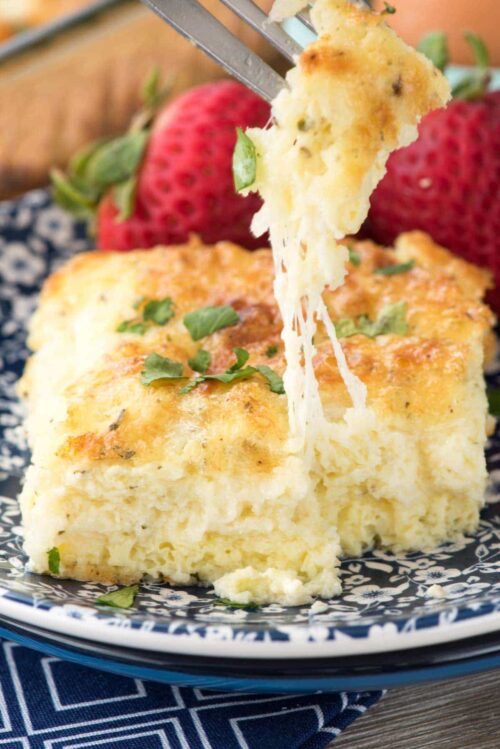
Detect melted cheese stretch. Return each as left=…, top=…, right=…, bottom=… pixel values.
left=245, top=0, right=450, bottom=447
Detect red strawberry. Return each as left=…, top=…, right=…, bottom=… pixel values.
left=52, top=78, right=270, bottom=251
left=368, top=33, right=500, bottom=309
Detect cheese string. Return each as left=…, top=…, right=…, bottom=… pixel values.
left=269, top=219, right=366, bottom=452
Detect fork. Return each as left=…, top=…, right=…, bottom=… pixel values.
left=139, top=0, right=311, bottom=102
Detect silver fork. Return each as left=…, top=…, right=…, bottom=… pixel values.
left=139, top=0, right=310, bottom=102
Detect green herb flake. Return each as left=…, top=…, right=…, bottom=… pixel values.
left=374, top=260, right=415, bottom=276
left=118, top=297, right=175, bottom=335
left=181, top=348, right=254, bottom=392
left=96, top=584, right=139, bottom=609
left=205, top=367, right=257, bottom=386
left=143, top=297, right=175, bottom=326
left=374, top=301, right=408, bottom=336
left=117, top=320, right=147, bottom=335
left=382, top=2, right=396, bottom=14
left=180, top=366, right=256, bottom=394
left=265, top=345, right=278, bottom=358
left=487, top=389, right=500, bottom=417
left=141, top=352, right=185, bottom=385
left=417, top=32, right=450, bottom=72
left=232, top=128, right=257, bottom=192
left=229, top=347, right=250, bottom=372
left=181, top=348, right=285, bottom=395
left=334, top=317, right=360, bottom=339
left=179, top=377, right=205, bottom=394
left=188, top=349, right=211, bottom=374
left=297, top=118, right=312, bottom=132
left=47, top=547, right=60, bottom=575
left=335, top=302, right=408, bottom=339
left=183, top=305, right=239, bottom=341
left=348, top=247, right=361, bottom=267
left=255, top=365, right=285, bottom=395
left=214, top=598, right=258, bottom=610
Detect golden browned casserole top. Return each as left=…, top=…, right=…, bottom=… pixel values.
left=23, top=231, right=494, bottom=467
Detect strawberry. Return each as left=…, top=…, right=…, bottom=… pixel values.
left=52, top=75, right=270, bottom=251
left=368, top=33, right=500, bottom=309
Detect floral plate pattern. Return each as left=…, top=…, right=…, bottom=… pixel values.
left=0, top=190, right=499, bottom=658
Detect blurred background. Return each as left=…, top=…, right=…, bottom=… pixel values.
left=0, top=0, right=498, bottom=200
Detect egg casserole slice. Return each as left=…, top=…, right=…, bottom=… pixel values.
left=18, top=232, right=494, bottom=605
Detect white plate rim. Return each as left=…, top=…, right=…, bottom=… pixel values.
left=0, top=594, right=498, bottom=659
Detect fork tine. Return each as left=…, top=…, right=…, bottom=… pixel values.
left=296, top=8, right=314, bottom=32
left=218, top=0, right=302, bottom=63
left=140, top=0, right=285, bottom=102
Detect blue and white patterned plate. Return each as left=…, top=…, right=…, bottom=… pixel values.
left=0, top=190, right=499, bottom=660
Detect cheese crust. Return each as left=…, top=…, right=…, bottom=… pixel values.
left=18, top=233, right=494, bottom=604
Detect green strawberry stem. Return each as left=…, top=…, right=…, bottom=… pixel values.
left=418, top=31, right=491, bottom=101
left=51, top=68, right=172, bottom=225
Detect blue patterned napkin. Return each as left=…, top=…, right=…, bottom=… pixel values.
left=0, top=640, right=381, bottom=748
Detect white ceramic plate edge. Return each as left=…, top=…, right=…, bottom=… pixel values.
left=0, top=596, right=498, bottom=659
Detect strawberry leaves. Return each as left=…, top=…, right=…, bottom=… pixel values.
left=91, top=131, right=149, bottom=189
left=417, top=32, right=449, bottom=73
left=51, top=130, right=148, bottom=225
left=452, top=33, right=491, bottom=101
left=418, top=31, right=491, bottom=101
left=51, top=68, right=172, bottom=225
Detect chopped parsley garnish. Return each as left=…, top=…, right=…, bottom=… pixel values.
left=117, top=296, right=175, bottom=334
left=229, top=347, right=250, bottom=371
left=265, top=345, right=278, bottom=358
left=348, top=247, right=361, bottom=267
left=116, top=320, right=147, bottom=335
left=335, top=318, right=359, bottom=339
left=181, top=348, right=285, bottom=395
left=214, top=598, right=258, bottom=610
left=487, top=389, right=500, bottom=417
left=255, top=365, right=285, bottom=394
left=382, top=2, right=396, bottom=14
left=188, top=349, right=211, bottom=374
left=47, top=547, right=60, bottom=575
left=180, top=350, right=255, bottom=393
left=335, top=301, right=408, bottom=339
left=183, top=305, right=239, bottom=341
left=232, top=128, right=257, bottom=192
left=463, top=32, right=489, bottom=70
left=203, top=368, right=255, bottom=386
left=96, top=584, right=139, bottom=609
left=141, top=352, right=185, bottom=385
left=143, top=297, right=175, bottom=325
left=375, top=260, right=415, bottom=276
